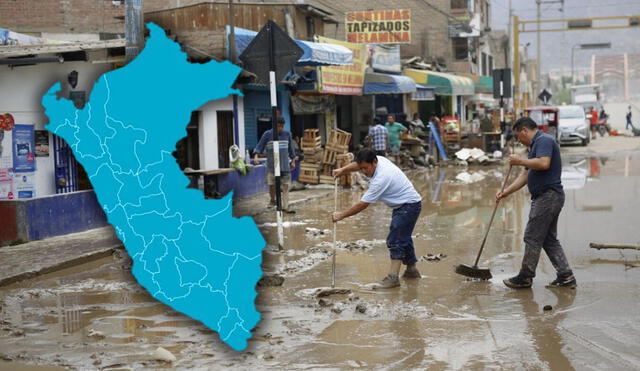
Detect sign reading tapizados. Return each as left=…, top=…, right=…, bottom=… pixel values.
left=345, top=10, right=411, bottom=44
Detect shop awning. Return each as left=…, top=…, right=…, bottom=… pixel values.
left=363, top=72, right=416, bottom=95
left=412, top=84, right=436, bottom=101
left=404, top=69, right=474, bottom=96
left=228, top=26, right=353, bottom=66
left=457, top=73, right=494, bottom=94
left=477, top=76, right=493, bottom=94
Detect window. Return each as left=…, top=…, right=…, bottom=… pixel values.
left=452, top=38, right=469, bottom=61
left=488, top=55, right=494, bottom=75
left=482, top=52, right=488, bottom=76
left=306, top=16, right=316, bottom=40
left=217, top=111, right=235, bottom=168
left=451, top=0, right=468, bottom=10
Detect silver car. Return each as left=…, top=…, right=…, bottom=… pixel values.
left=558, top=105, right=590, bottom=146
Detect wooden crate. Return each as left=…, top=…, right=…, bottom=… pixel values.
left=301, top=129, right=322, bottom=153
left=298, top=161, right=320, bottom=184
left=322, top=149, right=339, bottom=165
left=336, top=153, right=354, bottom=168
left=303, top=149, right=323, bottom=163
left=327, top=128, right=351, bottom=146
left=319, top=175, right=336, bottom=185
left=302, top=137, right=321, bottom=150
left=325, top=142, right=349, bottom=153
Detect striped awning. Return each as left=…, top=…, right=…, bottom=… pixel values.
left=404, top=69, right=474, bottom=96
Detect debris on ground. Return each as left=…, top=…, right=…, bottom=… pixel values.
left=317, top=288, right=352, bottom=297
left=420, top=253, right=447, bottom=262
left=455, top=171, right=486, bottom=184
left=297, top=287, right=352, bottom=299
left=543, top=305, right=553, bottom=311
left=305, top=227, right=332, bottom=238
left=589, top=242, right=640, bottom=250
left=355, top=303, right=367, bottom=314
left=278, top=246, right=332, bottom=276
left=87, top=329, right=105, bottom=339
left=257, top=274, right=285, bottom=287
left=318, top=239, right=386, bottom=252
left=153, top=347, right=177, bottom=363
left=289, top=181, right=306, bottom=192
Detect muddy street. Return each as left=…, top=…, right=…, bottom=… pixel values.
left=1, top=148, right=640, bottom=370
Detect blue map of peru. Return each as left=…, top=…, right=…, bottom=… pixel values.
left=42, top=23, right=265, bottom=351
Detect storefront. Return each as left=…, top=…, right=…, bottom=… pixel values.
left=364, top=72, right=417, bottom=123
left=0, top=33, right=125, bottom=243
left=404, top=69, right=475, bottom=121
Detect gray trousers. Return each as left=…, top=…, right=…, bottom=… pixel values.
left=520, top=189, right=573, bottom=279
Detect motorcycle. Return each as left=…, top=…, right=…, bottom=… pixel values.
left=594, top=114, right=611, bottom=137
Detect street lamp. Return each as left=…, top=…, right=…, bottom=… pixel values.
left=571, top=42, right=611, bottom=84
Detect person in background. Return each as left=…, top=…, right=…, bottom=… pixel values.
left=367, top=117, right=389, bottom=156
left=253, top=116, right=298, bottom=213
left=410, top=112, right=425, bottom=130
left=385, top=114, right=408, bottom=166
left=626, top=106, right=634, bottom=131
left=588, top=107, right=599, bottom=140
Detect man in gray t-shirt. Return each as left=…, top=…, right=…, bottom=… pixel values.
left=333, top=149, right=422, bottom=289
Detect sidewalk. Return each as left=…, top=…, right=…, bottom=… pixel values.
left=233, top=184, right=335, bottom=217
left=0, top=226, right=122, bottom=287
left=0, top=185, right=335, bottom=287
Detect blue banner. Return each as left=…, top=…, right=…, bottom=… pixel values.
left=12, top=124, right=36, bottom=173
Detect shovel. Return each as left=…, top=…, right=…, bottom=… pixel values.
left=455, top=164, right=513, bottom=280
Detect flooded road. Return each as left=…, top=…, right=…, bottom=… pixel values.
left=1, top=151, right=639, bottom=370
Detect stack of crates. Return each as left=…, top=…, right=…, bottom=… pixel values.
left=298, top=129, right=322, bottom=184
left=336, top=153, right=355, bottom=187
left=319, top=129, right=352, bottom=184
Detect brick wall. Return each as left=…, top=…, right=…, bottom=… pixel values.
left=0, top=0, right=203, bottom=34
left=287, top=0, right=455, bottom=67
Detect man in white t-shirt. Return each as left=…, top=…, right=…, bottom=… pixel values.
left=333, top=148, right=422, bottom=288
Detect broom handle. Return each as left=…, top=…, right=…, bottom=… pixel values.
left=332, top=178, right=338, bottom=288
left=473, top=164, right=513, bottom=267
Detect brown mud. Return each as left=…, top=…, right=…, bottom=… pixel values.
left=1, top=151, right=639, bottom=370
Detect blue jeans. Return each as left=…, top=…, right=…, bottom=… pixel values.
left=387, top=201, right=422, bottom=265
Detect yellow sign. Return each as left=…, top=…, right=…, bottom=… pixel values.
left=345, top=10, right=411, bottom=44
left=318, top=36, right=367, bottom=95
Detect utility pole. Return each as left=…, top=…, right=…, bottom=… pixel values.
left=125, top=0, right=144, bottom=63
left=536, top=0, right=541, bottom=95
left=228, top=0, right=240, bottom=146
left=507, top=0, right=512, bottom=69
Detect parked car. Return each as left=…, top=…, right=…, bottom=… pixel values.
left=558, top=105, right=590, bottom=146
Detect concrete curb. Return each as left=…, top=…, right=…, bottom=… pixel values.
left=0, top=244, right=123, bottom=287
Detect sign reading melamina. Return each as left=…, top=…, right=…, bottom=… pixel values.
left=318, top=36, right=367, bottom=95
left=346, top=10, right=411, bottom=44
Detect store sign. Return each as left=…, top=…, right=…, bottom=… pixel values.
left=12, top=124, right=36, bottom=173
left=345, top=10, right=411, bottom=44
left=318, top=36, right=367, bottom=95
left=35, top=130, right=50, bottom=157
left=370, top=44, right=401, bottom=73
left=0, top=168, right=13, bottom=200
left=13, top=171, right=35, bottom=198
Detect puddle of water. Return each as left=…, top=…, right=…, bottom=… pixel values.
left=1, top=153, right=639, bottom=369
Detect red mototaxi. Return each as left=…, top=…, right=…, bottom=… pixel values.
left=524, top=106, right=559, bottom=140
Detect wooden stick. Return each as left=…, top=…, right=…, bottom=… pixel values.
left=590, top=243, right=640, bottom=251
left=332, top=178, right=338, bottom=288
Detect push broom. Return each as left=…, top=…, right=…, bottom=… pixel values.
left=455, top=164, right=513, bottom=280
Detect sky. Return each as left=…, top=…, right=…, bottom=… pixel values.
left=491, top=0, right=640, bottom=73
